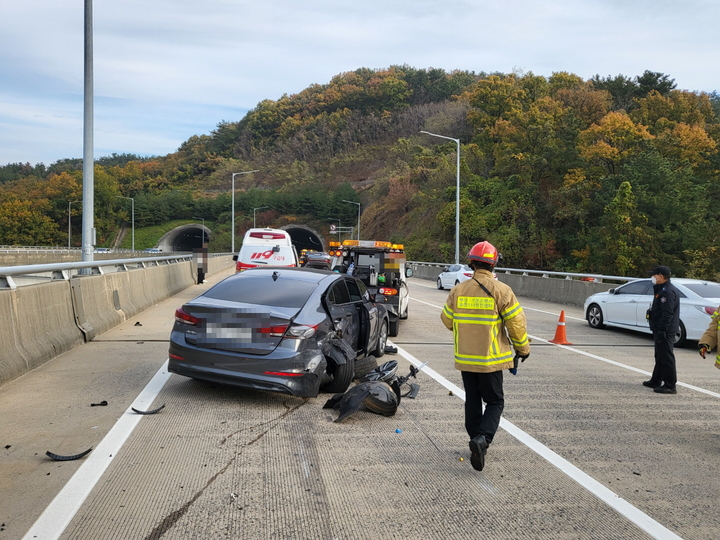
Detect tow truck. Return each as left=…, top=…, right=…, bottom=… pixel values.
left=328, top=240, right=412, bottom=337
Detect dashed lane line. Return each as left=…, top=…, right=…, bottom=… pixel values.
left=410, top=297, right=720, bottom=399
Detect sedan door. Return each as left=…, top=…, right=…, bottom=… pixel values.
left=603, top=280, right=653, bottom=326
left=349, top=278, right=379, bottom=354
left=325, top=279, right=360, bottom=351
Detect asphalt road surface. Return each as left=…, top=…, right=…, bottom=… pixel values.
left=1, top=275, right=719, bottom=539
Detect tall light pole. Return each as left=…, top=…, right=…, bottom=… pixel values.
left=231, top=170, right=260, bottom=253
left=253, top=206, right=269, bottom=228
left=342, top=200, right=361, bottom=240
left=81, top=0, right=95, bottom=268
left=68, top=200, right=81, bottom=248
left=115, top=196, right=134, bottom=251
left=420, top=130, right=461, bottom=264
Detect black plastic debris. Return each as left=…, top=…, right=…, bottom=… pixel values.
left=4, top=445, right=10, bottom=449
left=134, top=322, right=142, bottom=326
left=45, top=448, right=93, bottom=461
left=90, top=400, right=108, bottom=407
left=384, top=345, right=398, bottom=354
left=131, top=404, right=166, bottom=415
left=324, top=381, right=398, bottom=422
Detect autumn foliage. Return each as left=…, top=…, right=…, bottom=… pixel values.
left=1, top=66, right=719, bottom=279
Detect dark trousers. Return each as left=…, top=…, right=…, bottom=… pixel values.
left=461, top=370, right=504, bottom=444
left=651, top=331, right=677, bottom=388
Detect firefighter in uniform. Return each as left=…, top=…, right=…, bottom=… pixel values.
left=440, top=241, right=530, bottom=471
left=643, top=265, right=680, bottom=394
left=698, top=306, right=720, bottom=371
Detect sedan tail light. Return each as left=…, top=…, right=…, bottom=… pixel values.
left=175, top=308, right=198, bottom=326
left=462, top=272, right=473, bottom=278
left=378, top=287, right=398, bottom=296
left=696, top=306, right=717, bottom=316
left=259, top=323, right=318, bottom=339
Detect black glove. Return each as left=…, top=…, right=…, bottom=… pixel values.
left=699, top=345, right=710, bottom=359
left=517, top=353, right=529, bottom=362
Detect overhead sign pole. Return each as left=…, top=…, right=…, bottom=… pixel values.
left=81, top=0, right=95, bottom=266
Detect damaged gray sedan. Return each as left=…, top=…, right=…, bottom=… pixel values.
left=168, top=267, right=389, bottom=397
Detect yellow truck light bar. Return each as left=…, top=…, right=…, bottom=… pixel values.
left=341, top=240, right=403, bottom=250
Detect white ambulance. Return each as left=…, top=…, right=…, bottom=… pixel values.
left=233, top=228, right=299, bottom=272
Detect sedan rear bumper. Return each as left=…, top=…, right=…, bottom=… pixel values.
left=168, top=335, right=327, bottom=398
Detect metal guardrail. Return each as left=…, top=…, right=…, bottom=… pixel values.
left=407, top=261, right=637, bottom=284
left=0, top=255, right=193, bottom=290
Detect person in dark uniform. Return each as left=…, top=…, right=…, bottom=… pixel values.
left=643, top=265, right=680, bottom=394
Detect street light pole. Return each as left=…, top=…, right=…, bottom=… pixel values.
left=342, top=200, right=361, bottom=241
left=253, top=206, right=270, bottom=228
left=115, top=196, right=134, bottom=251
left=231, top=170, right=260, bottom=253
left=68, top=200, right=81, bottom=248
left=420, top=130, right=461, bottom=264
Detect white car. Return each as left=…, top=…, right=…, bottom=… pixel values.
left=436, top=264, right=497, bottom=289
left=583, top=278, right=720, bottom=346
left=436, top=264, right=474, bottom=289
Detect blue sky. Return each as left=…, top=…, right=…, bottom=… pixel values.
left=1, top=0, right=718, bottom=166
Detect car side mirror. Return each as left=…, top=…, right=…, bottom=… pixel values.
left=405, top=268, right=413, bottom=278
left=232, top=255, right=238, bottom=261
left=608, top=288, right=616, bottom=294
left=443, top=266, right=450, bottom=272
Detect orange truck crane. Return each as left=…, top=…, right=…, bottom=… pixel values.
left=328, top=240, right=413, bottom=337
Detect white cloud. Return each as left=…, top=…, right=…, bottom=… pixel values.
left=1, top=0, right=718, bottom=165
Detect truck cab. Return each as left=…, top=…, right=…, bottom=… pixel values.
left=328, top=240, right=412, bottom=337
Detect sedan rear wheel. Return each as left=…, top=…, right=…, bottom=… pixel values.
left=672, top=321, right=687, bottom=348
left=321, top=357, right=354, bottom=393
left=587, top=304, right=605, bottom=329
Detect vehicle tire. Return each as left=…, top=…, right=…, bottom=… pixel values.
left=354, top=355, right=378, bottom=379
left=587, top=304, right=605, bottom=329
left=320, top=357, right=354, bottom=393
left=672, top=321, right=687, bottom=348
left=389, top=318, right=399, bottom=337
left=437, top=278, right=443, bottom=290
left=373, top=320, right=388, bottom=357
left=400, top=300, right=409, bottom=320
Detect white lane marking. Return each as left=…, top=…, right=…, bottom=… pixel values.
left=530, top=336, right=720, bottom=399
left=411, top=296, right=720, bottom=399
left=22, top=360, right=172, bottom=540
left=390, top=343, right=682, bottom=540
left=411, top=294, right=585, bottom=321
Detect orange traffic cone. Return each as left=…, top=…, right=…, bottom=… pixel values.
left=549, top=310, right=572, bottom=345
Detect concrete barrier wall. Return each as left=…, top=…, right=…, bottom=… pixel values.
left=409, top=262, right=616, bottom=307
left=0, top=255, right=235, bottom=387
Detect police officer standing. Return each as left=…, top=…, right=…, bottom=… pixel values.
left=643, top=265, right=680, bottom=394
left=440, top=241, right=530, bottom=471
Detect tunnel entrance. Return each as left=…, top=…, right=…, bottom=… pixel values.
left=282, top=226, right=324, bottom=253
left=158, top=224, right=210, bottom=252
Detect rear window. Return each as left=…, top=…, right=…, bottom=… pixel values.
left=204, top=275, right=318, bottom=307
left=682, top=282, right=720, bottom=299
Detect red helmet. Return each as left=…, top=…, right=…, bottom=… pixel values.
left=467, top=241, right=498, bottom=265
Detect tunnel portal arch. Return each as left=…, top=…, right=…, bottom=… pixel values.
left=281, top=225, right=325, bottom=254
left=157, top=224, right=210, bottom=252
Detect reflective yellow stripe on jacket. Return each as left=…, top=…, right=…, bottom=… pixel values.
left=443, top=302, right=522, bottom=367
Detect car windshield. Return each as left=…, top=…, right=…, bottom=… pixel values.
left=204, top=274, right=318, bottom=308
left=681, top=282, right=720, bottom=299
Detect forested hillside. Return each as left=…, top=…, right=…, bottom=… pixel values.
left=2, top=66, right=719, bottom=278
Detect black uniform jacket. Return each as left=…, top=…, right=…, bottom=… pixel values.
left=648, top=280, right=680, bottom=334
